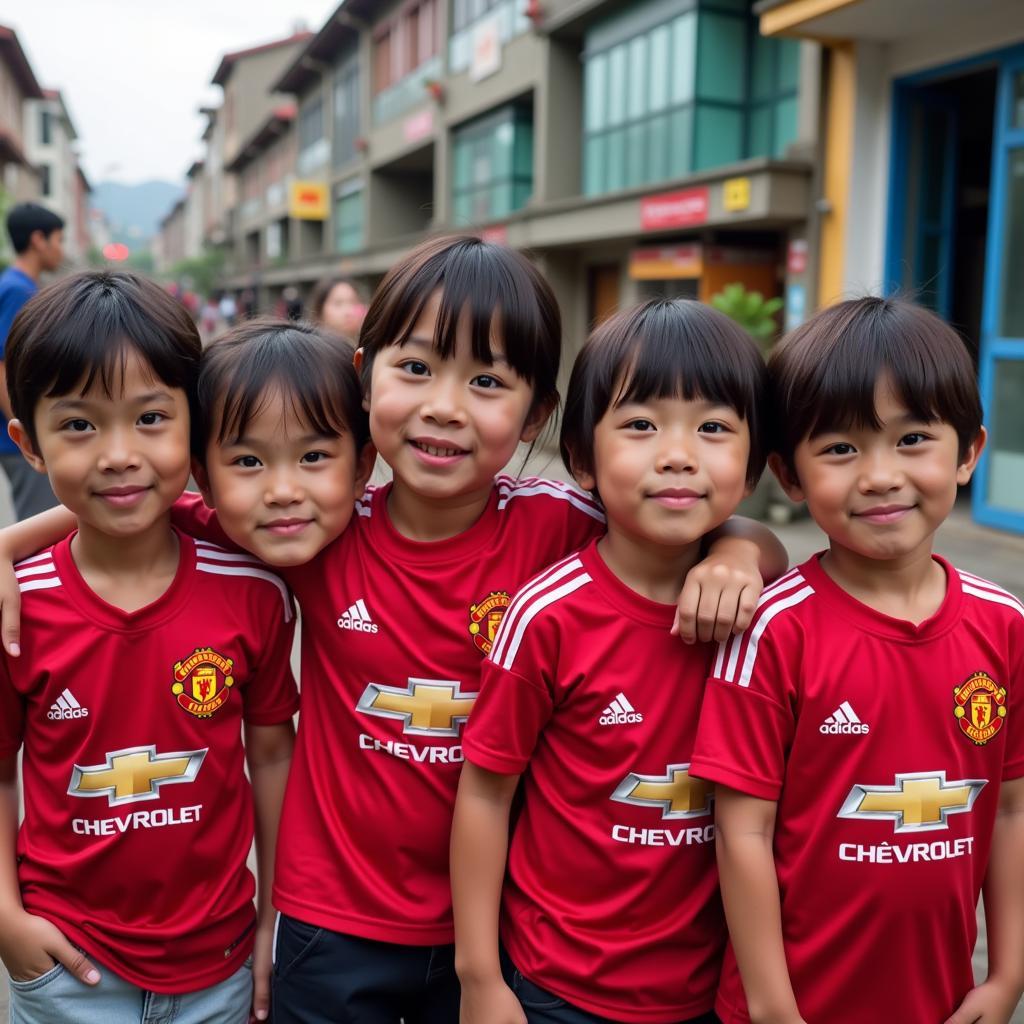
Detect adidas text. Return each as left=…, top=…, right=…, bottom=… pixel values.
left=819, top=720, right=869, bottom=735
left=338, top=616, right=379, bottom=634
left=48, top=706, right=89, bottom=721
left=600, top=711, right=644, bottom=726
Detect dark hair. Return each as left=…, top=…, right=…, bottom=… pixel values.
left=197, top=317, right=370, bottom=455
left=5, top=271, right=201, bottom=451
left=358, top=235, right=561, bottom=414
left=310, top=274, right=364, bottom=322
left=561, top=299, right=768, bottom=490
left=768, top=296, right=983, bottom=467
left=6, top=202, right=65, bottom=253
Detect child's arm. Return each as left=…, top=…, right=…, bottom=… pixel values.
left=0, top=506, right=77, bottom=655
left=676, top=518, right=788, bottom=645
left=0, top=753, right=101, bottom=986
left=944, top=775, right=1024, bottom=1024
left=245, top=721, right=296, bottom=1023
left=715, top=786, right=807, bottom=1024
left=451, top=762, right=526, bottom=1024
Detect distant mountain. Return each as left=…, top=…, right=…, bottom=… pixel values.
left=91, top=180, right=183, bottom=244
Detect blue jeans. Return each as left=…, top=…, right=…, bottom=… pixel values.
left=9, top=956, right=253, bottom=1024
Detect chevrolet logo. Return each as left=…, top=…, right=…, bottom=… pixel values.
left=838, top=771, right=987, bottom=833
left=611, top=764, right=713, bottom=820
left=356, top=678, right=477, bottom=737
left=68, top=745, right=207, bottom=807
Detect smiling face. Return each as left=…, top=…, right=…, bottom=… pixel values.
left=198, top=387, right=373, bottom=566
left=361, top=289, right=548, bottom=509
left=773, top=378, right=985, bottom=565
left=12, top=350, right=191, bottom=538
left=575, top=389, right=752, bottom=551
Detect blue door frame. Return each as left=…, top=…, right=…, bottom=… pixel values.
left=886, top=45, right=1024, bottom=533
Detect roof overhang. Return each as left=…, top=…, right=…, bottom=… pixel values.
left=274, top=1, right=373, bottom=94
left=0, top=25, right=43, bottom=98
left=225, top=106, right=296, bottom=173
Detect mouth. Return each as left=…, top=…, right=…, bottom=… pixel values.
left=408, top=438, right=470, bottom=463
left=260, top=517, right=314, bottom=536
left=853, top=504, right=915, bottom=524
left=95, top=485, right=151, bottom=508
left=648, top=488, right=705, bottom=508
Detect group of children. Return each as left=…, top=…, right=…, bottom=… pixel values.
left=0, top=234, right=1019, bottom=1024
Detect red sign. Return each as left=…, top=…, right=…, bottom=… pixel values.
left=404, top=109, right=434, bottom=144
left=641, top=187, right=709, bottom=231
left=480, top=225, right=508, bottom=246
left=787, top=239, right=808, bottom=275
left=103, top=242, right=130, bottom=262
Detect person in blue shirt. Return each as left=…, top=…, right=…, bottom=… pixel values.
left=0, top=203, right=64, bottom=520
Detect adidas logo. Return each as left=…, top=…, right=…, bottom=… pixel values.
left=48, top=689, right=89, bottom=721
left=820, top=701, right=870, bottom=735
left=337, top=599, right=379, bottom=634
left=599, top=692, right=644, bottom=726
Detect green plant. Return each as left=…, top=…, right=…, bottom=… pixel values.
left=710, top=282, right=783, bottom=349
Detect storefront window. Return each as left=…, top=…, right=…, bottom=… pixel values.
left=334, top=181, right=364, bottom=255
left=987, top=359, right=1024, bottom=513
left=1000, top=148, right=1024, bottom=337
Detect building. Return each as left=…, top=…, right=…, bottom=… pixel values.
left=757, top=0, right=1024, bottom=532
left=183, top=159, right=206, bottom=261
left=0, top=23, right=43, bottom=236
left=155, top=196, right=186, bottom=275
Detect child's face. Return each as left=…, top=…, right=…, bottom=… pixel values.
left=360, top=289, right=547, bottom=504
left=198, top=388, right=373, bottom=566
left=775, top=379, right=985, bottom=563
left=13, top=350, right=191, bottom=538
left=322, top=282, right=365, bottom=338
left=576, top=390, right=752, bottom=550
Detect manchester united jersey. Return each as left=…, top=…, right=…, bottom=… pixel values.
left=175, top=476, right=604, bottom=945
left=691, top=554, right=1024, bottom=1024
left=464, top=541, right=723, bottom=1023
left=0, top=531, right=297, bottom=994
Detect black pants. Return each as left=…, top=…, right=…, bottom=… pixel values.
left=504, top=957, right=719, bottom=1024
left=271, top=914, right=460, bottom=1024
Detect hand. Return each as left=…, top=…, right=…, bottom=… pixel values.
left=0, top=909, right=100, bottom=985
left=944, top=979, right=1024, bottom=1024
left=248, top=920, right=274, bottom=1022
left=459, top=976, right=527, bottom=1024
left=0, top=552, right=20, bottom=656
left=674, top=547, right=763, bottom=644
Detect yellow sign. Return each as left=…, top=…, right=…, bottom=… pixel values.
left=289, top=181, right=328, bottom=221
left=723, top=177, right=751, bottom=212
left=629, top=245, right=703, bottom=281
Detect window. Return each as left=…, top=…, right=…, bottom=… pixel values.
left=450, top=0, right=531, bottom=76
left=40, top=164, right=52, bottom=197
left=40, top=110, right=52, bottom=146
left=582, top=0, right=800, bottom=196
left=298, top=95, right=328, bottom=175
left=334, top=180, right=364, bottom=255
left=333, top=56, right=361, bottom=167
left=452, top=105, right=533, bottom=226
left=373, top=0, right=439, bottom=94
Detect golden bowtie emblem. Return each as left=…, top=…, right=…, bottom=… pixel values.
left=68, top=745, right=207, bottom=806
left=356, top=678, right=478, bottom=736
left=611, top=764, right=713, bottom=819
left=838, top=771, right=986, bottom=833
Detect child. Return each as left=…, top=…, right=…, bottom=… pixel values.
left=0, top=273, right=299, bottom=1024
left=0, top=238, right=781, bottom=1023
left=451, top=299, right=768, bottom=1024
left=691, top=297, right=1024, bottom=1024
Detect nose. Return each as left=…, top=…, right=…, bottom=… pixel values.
left=419, top=372, right=466, bottom=427
left=97, top=425, right=141, bottom=473
left=656, top=426, right=698, bottom=474
left=858, top=448, right=903, bottom=494
left=264, top=465, right=303, bottom=506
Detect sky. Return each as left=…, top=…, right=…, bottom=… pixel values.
left=5, top=0, right=340, bottom=186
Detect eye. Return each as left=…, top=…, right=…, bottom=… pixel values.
left=62, top=419, right=93, bottom=433
left=399, top=360, right=430, bottom=377
left=625, top=419, right=656, bottom=432
left=470, top=373, right=504, bottom=390
left=138, top=412, right=166, bottom=426
left=823, top=442, right=856, bottom=456
left=232, top=455, right=262, bottom=469
left=698, top=421, right=728, bottom=434
left=300, top=451, right=330, bottom=464
left=897, top=432, right=928, bottom=447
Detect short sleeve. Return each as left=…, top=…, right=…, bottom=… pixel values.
left=171, top=492, right=238, bottom=549
left=0, top=284, right=33, bottom=356
left=690, top=622, right=798, bottom=801
left=241, top=589, right=299, bottom=726
left=0, top=655, right=25, bottom=759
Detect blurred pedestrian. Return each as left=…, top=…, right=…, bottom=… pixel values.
left=218, top=292, right=237, bottom=326
left=310, top=274, right=367, bottom=341
left=0, top=203, right=64, bottom=520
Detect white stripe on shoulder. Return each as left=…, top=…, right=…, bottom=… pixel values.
left=958, top=571, right=1024, bottom=606
left=729, top=584, right=814, bottom=687
left=19, top=576, right=62, bottom=594
left=14, top=562, right=57, bottom=579
left=490, top=554, right=585, bottom=665
left=14, top=551, right=54, bottom=569
left=196, top=562, right=293, bottom=623
left=961, top=582, right=1024, bottom=621
left=193, top=546, right=268, bottom=566
left=495, top=477, right=605, bottom=523
left=494, top=570, right=593, bottom=672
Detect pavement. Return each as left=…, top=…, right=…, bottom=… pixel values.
left=0, top=474, right=1021, bottom=1021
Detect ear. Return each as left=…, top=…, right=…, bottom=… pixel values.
left=768, top=452, right=805, bottom=503
left=191, top=457, right=215, bottom=509
left=354, top=442, right=377, bottom=497
left=7, top=420, right=46, bottom=474
left=520, top=394, right=558, bottom=445
left=353, top=348, right=370, bottom=412
left=565, top=448, right=596, bottom=494
left=955, top=427, right=987, bottom=487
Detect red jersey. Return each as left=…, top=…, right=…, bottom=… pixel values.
left=175, top=476, right=603, bottom=945
left=464, top=541, right=724, bottom=1022
left=691, top=554, right=1024, bottom=1024
left=0, top=531, right=298, bottom=994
